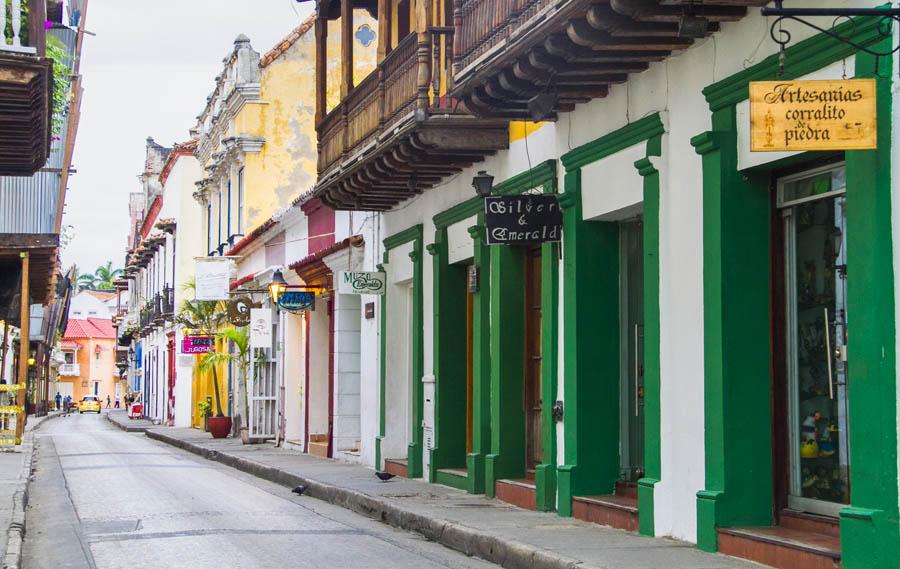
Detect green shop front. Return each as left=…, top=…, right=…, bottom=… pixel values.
left=694, top=17, right=899, bottom=569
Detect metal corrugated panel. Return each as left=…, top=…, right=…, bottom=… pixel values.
left=47, top=27, right=78, bottom=71
left=0, top=170, right=62, bottom=234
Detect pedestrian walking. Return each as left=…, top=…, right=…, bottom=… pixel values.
left=114, top=395, right=120, bottom=409
left=55, top=392, right=62, bottom=411
left=106, top=395, right=111, bottom=409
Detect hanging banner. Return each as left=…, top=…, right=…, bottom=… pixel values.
left=484, top=194, right=563, bottom=245
left=194, top=258, right=233, bottom=301
left=250, top=308, right=273, bottom=349
left=336, top=271, right=386, bottom=295
left=277, top=291, right=316, bottom=311
left=750, top=79, right=877, bottom=152
left=181, top=335, right=213, bottom=355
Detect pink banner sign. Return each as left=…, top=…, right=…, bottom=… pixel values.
left=181, top=335, right=213, bottom=354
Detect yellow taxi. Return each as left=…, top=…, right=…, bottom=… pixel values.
left=78, top=395, right=101, bottom=414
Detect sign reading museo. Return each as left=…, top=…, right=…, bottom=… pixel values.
left=336, top=271, right=386, bottom=295
left=750, top=79, right=877, bottom=152
left=484, top=194, right=562, bottom=245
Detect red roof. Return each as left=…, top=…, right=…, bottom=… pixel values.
left=63, top=318, right=116, bottom=340
left=60, top=340, right=80, bottom=350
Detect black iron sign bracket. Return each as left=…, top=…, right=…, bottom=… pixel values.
left=762, top=1, right=900, bottom=77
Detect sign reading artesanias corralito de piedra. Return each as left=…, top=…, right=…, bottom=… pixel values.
left=750, top=79, right=876, bottom=152
left=484, top=194, right=562, bottom=245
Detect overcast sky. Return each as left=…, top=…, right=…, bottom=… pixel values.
left=61, top=0, right=315, bottom=274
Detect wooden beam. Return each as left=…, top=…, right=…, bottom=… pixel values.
left=341, top=0, right=354, bottom=98
left=16, top=252, right=29, bottom=441
left=377, top=0, right=391, bottom=61
left=315, top=16, right=328, bottom=125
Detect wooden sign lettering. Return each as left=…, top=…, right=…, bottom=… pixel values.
left=750, top=79, right=877, bottom=152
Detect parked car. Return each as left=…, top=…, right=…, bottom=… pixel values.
left=78, top=395, right=101, bottom=414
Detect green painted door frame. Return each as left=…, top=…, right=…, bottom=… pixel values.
left=429, top=198, right=491, bottom=493
left=557, top=115, right=665, bottom=535
left=429, top=162, right=560, bottom=506
left=483, top=161, right=559, bottom=507
left=695, top=17, right=899, bottom=566
left=376, top=224, right=425, bottom=478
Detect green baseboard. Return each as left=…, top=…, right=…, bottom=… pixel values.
left=696, top=490, right=723, bottom=552
left=535, top=463, right=557, bottom=512
left=637, top=478, right=658, bottom=537
left=557, top=464, right=574, bottom=517
left=840, top=507, right=900, bottom=569
left=466, top=452, right=485, bottom=494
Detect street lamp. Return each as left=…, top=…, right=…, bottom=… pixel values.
left=27, top=357, right=35, bottom=366
left=472, top=170, right=494, bottom=198
left=268, top=269, right=288, bottom=303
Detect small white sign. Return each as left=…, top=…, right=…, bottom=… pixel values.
left=336, top=271, right=386, bottom=295
left=195, top=258, right=233, bottom=301
left=250, top=308, right=273, bottom=349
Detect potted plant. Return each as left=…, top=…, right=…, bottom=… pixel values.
left=214, top=327, right=252, bottom=444
left=176, top=279, right=232, bottom=439
left=197, top=399, right=212, bottom=431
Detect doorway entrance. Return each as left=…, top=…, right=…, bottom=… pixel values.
left=619, top=220, right=644, bottom=483
left=778, top=164, right=850, bottom=518
left=524, top=246, right=543, bottom=475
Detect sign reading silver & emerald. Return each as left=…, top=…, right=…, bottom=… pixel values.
left=750, top=79, right=877, bottom=152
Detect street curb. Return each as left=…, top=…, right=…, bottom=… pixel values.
left=105, top=412, right=152, bottom=433
left=145, top=429, right=600, bottom=569
left=3, top=413, right=59, bottom=569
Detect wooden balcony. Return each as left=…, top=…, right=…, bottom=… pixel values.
left=451, top=0, right=769, bottom=119
left=316, top=32, right=508, bottom=211
left=0, top=0, right=52, bottom=176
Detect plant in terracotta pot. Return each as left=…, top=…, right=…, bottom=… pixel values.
left=176, top=279, right=231, bottom=438
left=214, top=327, right=252, bottom=444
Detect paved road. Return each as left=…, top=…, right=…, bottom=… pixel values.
left=23, top=412, right=499, bottom=569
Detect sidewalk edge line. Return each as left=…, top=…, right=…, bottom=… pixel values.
left=144, top=429, right=598, bottom=569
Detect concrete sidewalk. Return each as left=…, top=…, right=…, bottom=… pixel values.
left=105, top=409, right=155, bottom=432
left=0, top=412, right=58, bottom=569
left=145, top=426, right=762, bottom=569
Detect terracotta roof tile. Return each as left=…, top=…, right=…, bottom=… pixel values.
left=260, top=14, right=316, bottom=67
left=64, top=318, right=116, bottom=340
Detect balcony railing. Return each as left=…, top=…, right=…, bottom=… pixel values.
left=58, top=363, right=80, bottom=377
left=454, top=0, right=550, bottom=77
left=161, top=286, right=175, bottom=316
left=1, top=0, right=46, bottom=56
left=318, top=33, right=426, bottom=174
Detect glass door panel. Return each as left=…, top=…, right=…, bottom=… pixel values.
left=782, top=165, right=850, bottom=517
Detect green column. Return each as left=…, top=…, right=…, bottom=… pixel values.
left=535, top=238, right=559, bottom=512
left=467, top=223, right=491, bottom=494
left=407, top=242, right=424, bottom=478
left=839, top=47, right=899, bottom=569
left=635, top=146, right=661, bottom=537
left=693, top=109, right=772, bottom=552
left=557, top=168, right=621, bottom=516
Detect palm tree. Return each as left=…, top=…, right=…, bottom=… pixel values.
left=69, top=266, right=96, bottom=291
left=205, top=327, right=252, bottom=443
left=93, top=261, right=123, bottom=290
left=175, top=279, right=226, bottom=417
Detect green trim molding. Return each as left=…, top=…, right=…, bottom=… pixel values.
left=558, top=114, right=664, bottom=531
left=694, top=21, right=899, bottom=566
left=377, top=224, right=425, bottom=478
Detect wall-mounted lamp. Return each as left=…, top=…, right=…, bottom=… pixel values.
left=472, top=170, right=494, bottom=198
left=268, top=269, right=288, bottom=303
left=678, top=14, right=709, bottom=38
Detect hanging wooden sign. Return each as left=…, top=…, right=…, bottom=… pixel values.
left=750, top=79, right=877, bottom=152
left=484, top=194, right=562, bottom=245
left=277, top=290, right=316, bottom=312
